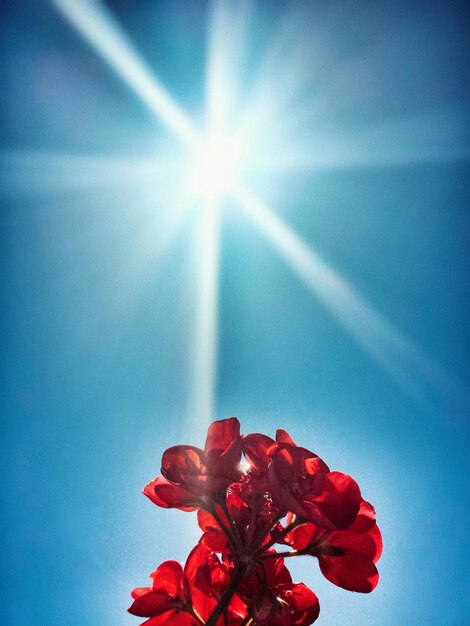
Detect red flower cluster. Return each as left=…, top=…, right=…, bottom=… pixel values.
left=130, top=418, right=382, bottom=625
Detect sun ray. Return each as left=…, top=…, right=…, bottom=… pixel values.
left=53, top=0, right=197, bottom=144
left=188, top=197, right=221, bottom=433
left=185, top=0, right=232, bottom=434
left=206, top=0, right=230, bottom=133
left=0, top=150, right=180, bottom=198
left=238, top=6, right=316, bottom=138
left=50, top=0, right=468, bottom=421
left=234, top=185, right=467, bottom=412
left=0, top=148, right=194, bottom=306
left=204, top=0, right=252, bottom=129
left=249, top=106, right=470, bottom=175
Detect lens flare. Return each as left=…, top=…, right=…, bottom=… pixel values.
left=188, top=132, right=243, bottom=202
left=51, top=0, right=466, bottom=422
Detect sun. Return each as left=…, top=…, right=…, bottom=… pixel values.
left=189, top=131, right=245, bottom=203
left=52, top=0, right=458, bottom=429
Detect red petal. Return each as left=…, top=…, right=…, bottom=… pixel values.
left=161, top=446, right=206, bottom=484
left=370, top=524, right=383, bottom=563
left=304, top=472, right=361, bottom=530
left=161, top=446, right=225, bottom=497
left=242, top=433, right=275, bottom=473
left=268, top=460, right=309, bottom=519
left=184, top=544, right=213, bottom=587
left=265, top=558, right=292, bottom=588
left=277, top=445, right=330, bottom=478
left=319, top=551, right=379, bottom=593
left=142, top=476, right=199, bottom=511
left=284, top=582, right=320, bottom=625
left=267, top=446, right=329, bottom=519
left=190, top=587, right=218, bottom=622
left=142, top=611, right=197, bottom=625
left=194, top=552, right=229, bottom=597
left=199, top=530, right=228, bottom=552
left=197, top=508, right=219, bottom=532
left=205, top=418, right=242, bottom=482
left=204, top=417, right=240, bottom=458
left=285, top=522, right=317, bottom=550
left=328, top=524, right=382, bottom=562
left=347, top=500, right=377, bottom=532
left=197, top=509, right=228, bottom=552
left=128, top=590, right=172, bottom=617
left=131, top=586, right=152, bottom=599
left=150, top=561, right=184, bottom=596
left=275, top=429, right=296, bottom=445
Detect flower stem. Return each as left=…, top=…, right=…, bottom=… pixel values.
left=220, top=498, right=243, bottom=551
left=255, top=515, right=302, bottom=556
left=205, top=564, right=246, bottom=626
left=260, top=550, right=301, bottom=560
left=189, top=606, right=205, bottom=625
left=210, top=505, right=238, bottom=552
left=250, top=510, right=284, bottom=551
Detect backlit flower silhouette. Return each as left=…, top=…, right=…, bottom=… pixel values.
left=129, top=417, right=382, bottom=625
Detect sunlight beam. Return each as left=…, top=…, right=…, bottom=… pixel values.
left=188, top=198, right=221, bottom=432
left=53, top=0, right=229, bottom=433
left=0, top=150, right=179, bottom=197
left=53, top=0, right=196, bottom=144
left=206, top=0, right=229, bottom=133
left=185, top=0, right=229, bottom=432
left=234, top=185, right=466, bottom=411
left=249, top=107, right=470, bottom=175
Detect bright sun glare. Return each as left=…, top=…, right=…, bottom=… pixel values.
left=51, top=0, right=465, bottom=429
left=189, top=132, right=243, bottom=202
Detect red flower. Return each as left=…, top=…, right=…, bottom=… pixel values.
left=129, top=545, right=246, bottom=626
left=286, top=501, right=383, bottom=592
left=142, top=418, right=242, bottom=511
left=161, top=418, right=242, bottom=500
left=238, top=557, right=320, bottom=626
left=128, top=559, right=195, bottom=625
left=268, top=443, right=361, bottom=530
left=242, top=429, right=299, bottom=475
left=131, top=418, right=382, bottom=625
left=186, top=545, right=247, bottom=625
left=198, top=475, right=282, bottom=554
left=281, top=583, right=320, bottom=626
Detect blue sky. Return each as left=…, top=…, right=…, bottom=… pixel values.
left=1, top=1, right=469, bottom=624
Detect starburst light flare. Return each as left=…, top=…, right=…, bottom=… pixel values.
left=51, top=0, right=466, bottom=426
left=53, top=0, right=196, bottom=144
left=189, top=197, right=221, bottom=431
left=234, top=185, right=463, bottom=407
left=0, top=150, right=173, bottom=198
left=185, top=0, right=239, bottom=432
left=188, top=132, right=243, bottom=203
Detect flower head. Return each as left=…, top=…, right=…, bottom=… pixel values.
left=144, top=418, right=242, bottom=510
left=285, top=501, right=383, bottom=592
left=131, top=418, right=381, bottom=626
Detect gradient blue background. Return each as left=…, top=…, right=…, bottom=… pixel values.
left=1, top=1, right=469, bottom=624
